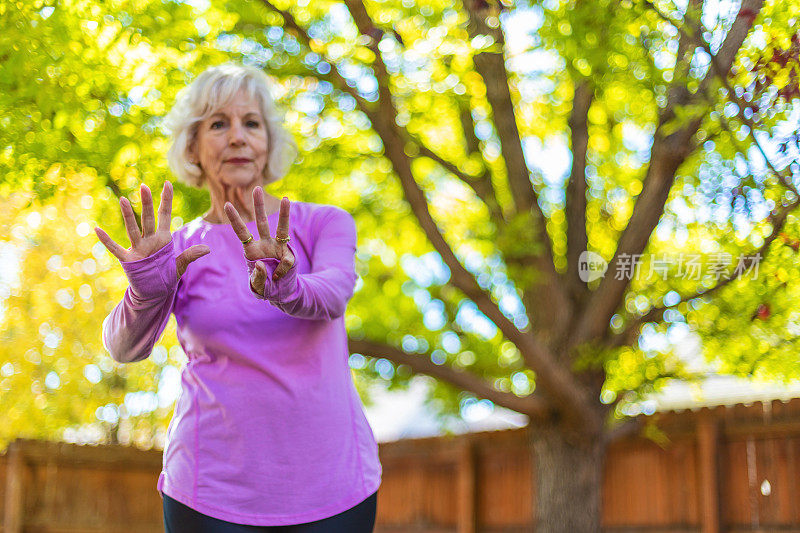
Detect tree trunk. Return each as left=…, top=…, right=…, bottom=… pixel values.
left=530, top=425, right=606, bottom=532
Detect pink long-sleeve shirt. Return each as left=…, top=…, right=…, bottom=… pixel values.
left=101, top=201, right=382, bottom=526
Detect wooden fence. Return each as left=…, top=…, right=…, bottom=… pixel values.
left=2, top=399, right=800, bottom=532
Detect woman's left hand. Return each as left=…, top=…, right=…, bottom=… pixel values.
left=225, top=187, right=295, bottom=295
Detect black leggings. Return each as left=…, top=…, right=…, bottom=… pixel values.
left=162, top=491, right=377, bottom=533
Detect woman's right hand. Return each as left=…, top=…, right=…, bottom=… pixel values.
left=94, top=181, right=210, bottom=279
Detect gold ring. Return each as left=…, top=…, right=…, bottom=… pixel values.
left=276, top=236, right=290, bottom=243
left=241, top=234, right=254, bottom=245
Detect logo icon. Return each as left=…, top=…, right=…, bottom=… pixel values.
left=578, top=251, right=607, bottom=283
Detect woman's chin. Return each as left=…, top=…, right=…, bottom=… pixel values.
left=217, top=172, right=262, bottom=188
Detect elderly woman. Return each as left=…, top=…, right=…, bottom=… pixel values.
left=95, top=64, right=381, bottom=532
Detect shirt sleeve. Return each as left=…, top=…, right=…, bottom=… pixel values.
left=101, top=240, right=179, bottom=364
left=245, top=206, right=358, bottom=321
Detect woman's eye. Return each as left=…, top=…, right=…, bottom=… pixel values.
left=246, top=120, right=260, bottom=128
left=210, top=121, right=224, bottom=129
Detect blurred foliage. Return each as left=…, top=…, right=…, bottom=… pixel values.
left=0, top=0, right=799, bottom=450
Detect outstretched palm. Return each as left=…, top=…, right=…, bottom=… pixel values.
left=225, top=186, right=295, bottom=295
left=94, top=182, right=209, bottom=280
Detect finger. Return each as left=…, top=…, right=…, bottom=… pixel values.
left=273, top=254, right=294, bottom=282
left=224, top=202, right=253, bottom=244
left=157, top=181, right=173, bottom=234
left=94, top=226, right=127, bottom=261
left=119, top=196, right=141, bottom=247
left=253, top=187, right=271, bottom=241
left=175, top=244, right=211, bottom=278
left=250, top=261, right=267, bottom=296
left=275, top=197, right=290, bottom=241
left=141, top=184, right=156, bottom=236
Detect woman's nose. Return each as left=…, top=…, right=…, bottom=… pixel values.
left=228, top=121, right=246, bottom=145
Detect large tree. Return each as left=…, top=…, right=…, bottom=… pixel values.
left=1, top=0, right=799, bottom=529
left=237, top=0, right=798, bottom=529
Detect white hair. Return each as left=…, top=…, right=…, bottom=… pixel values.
left=162, top=63, right=297, bottom=187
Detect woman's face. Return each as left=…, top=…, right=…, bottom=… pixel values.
left=190, top=90, right=269, bottom=189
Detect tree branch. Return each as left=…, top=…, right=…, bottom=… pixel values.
left=571, top=121, right=699, bottom=348
left=403, top=129, right=505, bottom=227
left=565, top=80, right=593, bottom=307
left=459, top=100, right=482, bottom=155
left=258, top=0, right=374, bottom=113
left=341, top=0, right=510, bottom=229
left=717, top=113, right=800, bottom=198
left=571, top=0, right=764, bottom=349
left=370, top=108, right=599, bottom=429
left=458, top=99, right=507, bottom=223
left=460, top=0, right=538, bottom=216
left=261, top=0, right=599, bottom=430
left=460, top=0, right=574, bottom=347
left=607, top=197, right=800, bottom=349
left=642, top=0, right=763, bottom=94
left=348, top=337, right=550, bottom=418
left=699, top=0, right=762, bottom=89
left=647, top=0, right=796, bottom=196
left=671, top=0, right=705, bottom=82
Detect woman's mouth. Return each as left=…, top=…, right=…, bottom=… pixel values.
left=226, top=158, right=252, bottom=164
